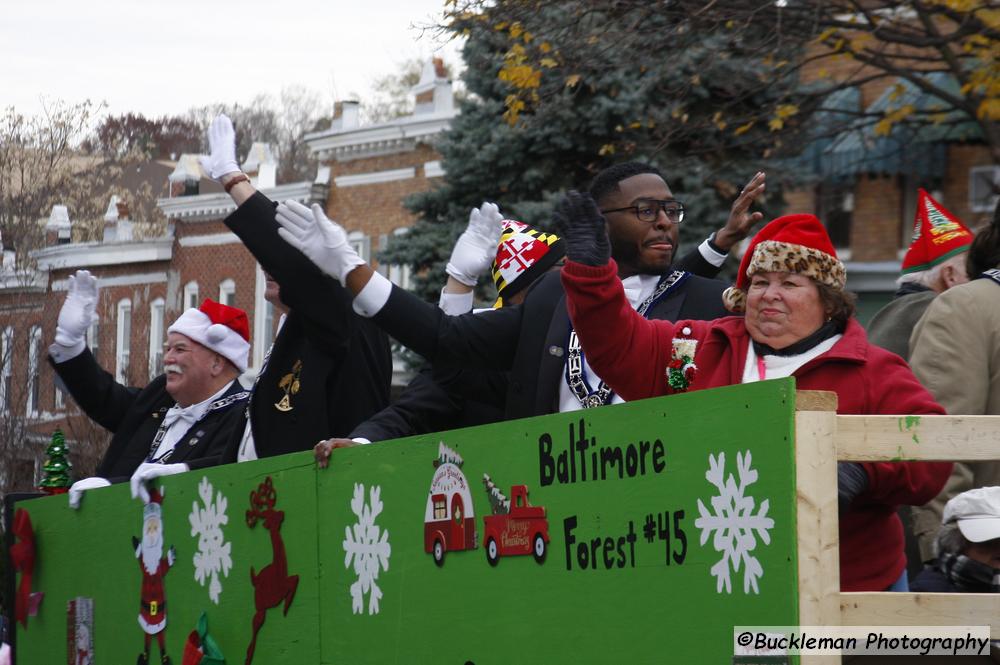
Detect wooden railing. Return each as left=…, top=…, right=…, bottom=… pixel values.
left=794, top=391, right=1000, bottom=664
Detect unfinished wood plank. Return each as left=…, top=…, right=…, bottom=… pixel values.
left=841, top=592, right=1000, bottom=633
left=796, top=411, right=842, bottom=629
left=796, top=390, right=839, bottom=412
left=835, top=415, right=1000, bottom=462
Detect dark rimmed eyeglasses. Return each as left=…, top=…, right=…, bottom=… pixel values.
left=601, top=199, right=685, bottom=224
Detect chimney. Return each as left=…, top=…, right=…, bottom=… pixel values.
left=311, top=165, right=332, bottom=205
left=167, top=154, right=203, bottom=197
left=44, top=205, right=72, bottom=246
left=116, top=200, right=133, bottom=241
left=0, top=232, right=13, bottom=271
left=332, top=100, right=360, bottom=132
left=242, top=142, right=278, bottom=190
left=412, top=57, right=453, bottom=115
left=433, top=57, right=447, bottom=79
left=103, top=196, right=132, bottom=242
left=103, top=196, right=119, bottom=242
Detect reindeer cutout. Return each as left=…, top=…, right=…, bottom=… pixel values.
left=244, top=476, right=298, bottom=665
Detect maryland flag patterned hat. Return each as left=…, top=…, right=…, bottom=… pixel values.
left=901, top=189, right=974, bottom=275
left=491, top=220, right=565, bottom=307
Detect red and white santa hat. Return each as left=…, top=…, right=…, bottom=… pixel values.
left=167, top=299, right=251, bottom=372
left=723, top=213, right=846, bottom=313
left=900, top=189, right=974, bottom=275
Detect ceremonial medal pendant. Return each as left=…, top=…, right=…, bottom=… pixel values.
left=275, top=360, right=302, bottom=412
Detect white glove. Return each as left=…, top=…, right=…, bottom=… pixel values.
left=199, top=114, right=241, bottom=182
left=446, top=202, right=504, bottom=286
left=130, top=462, right=188, bottom=504
left=275, top=200, right=364, bottom=284
left=55, top=270, right=98, bottom=350
left=68, top=476, right=111, bottom=510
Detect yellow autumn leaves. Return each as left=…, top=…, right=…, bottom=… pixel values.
left=495, top=21, right=579, bottom=124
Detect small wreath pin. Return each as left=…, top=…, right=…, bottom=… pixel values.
left=667, top=330, right=698, bottom=393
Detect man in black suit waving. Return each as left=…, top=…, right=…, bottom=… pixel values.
left=277, top=161, right=765, bottom=436
left=203, top=115, right=392, bottom=462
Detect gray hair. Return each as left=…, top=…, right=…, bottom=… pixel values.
left=896, top=252, right=967, bottom=289
left=934, top=522, right=971, bottom=559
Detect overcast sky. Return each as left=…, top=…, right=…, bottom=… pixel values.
left=2, top=0, right=463, bottom=119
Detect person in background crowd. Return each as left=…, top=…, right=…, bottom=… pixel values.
left=867, top=189, right=973, bottom=361
left=908, top=198, right=1000, bottom=567
left=866, top=189, right=975, bottom=577
left=51, top=278, right=251, bottom=508
left=275, top=161, right=766, bottom=427
left=555, top=193, right=951, bottom=591
left=911, top=486, right=1000, bottom=593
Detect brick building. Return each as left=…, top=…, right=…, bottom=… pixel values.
left=785, top=40, right=996, bottom=320
left=0, top=60, right=456, bottom=490
left=304, top=57, right=457, bottom=287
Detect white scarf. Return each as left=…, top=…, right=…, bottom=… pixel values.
left=153, top=380, right=235, bottom=461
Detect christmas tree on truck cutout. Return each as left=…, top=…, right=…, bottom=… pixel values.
left=482, top=474, right=549, bottom=566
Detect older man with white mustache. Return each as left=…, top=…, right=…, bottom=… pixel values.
left=49, top=271, right=251, bottom=507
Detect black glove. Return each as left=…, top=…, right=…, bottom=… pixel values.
left=553, top=190, right=611, bottom=267
left=837, top=462, right=869, bottom=514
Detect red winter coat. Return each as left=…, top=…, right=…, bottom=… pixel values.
left=563, top=259, right=951, bottom=591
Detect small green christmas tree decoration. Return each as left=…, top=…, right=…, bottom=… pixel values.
left=482, top=473, right=510, bottom=516
left=39, top=428, right=72, bottom=495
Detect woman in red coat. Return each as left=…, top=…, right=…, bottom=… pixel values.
left=556, top=192, right=951, bottom=592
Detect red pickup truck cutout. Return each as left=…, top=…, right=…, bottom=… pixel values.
left=482, top=484, right=549, bottom=566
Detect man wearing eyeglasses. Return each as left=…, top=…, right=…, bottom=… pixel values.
left=275, top=160, right=765, bottom=421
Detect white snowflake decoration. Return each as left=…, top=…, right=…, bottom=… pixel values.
left=694, top=451, right=774, bottom=595
left=343, top=483, right=391, bottom=615
left=188, top=476, right=232, bottom=604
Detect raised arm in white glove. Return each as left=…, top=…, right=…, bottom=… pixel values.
left=53, top=269, right=98, bottom=359
left=446, top=202, right=504, bottom=287
left=67, top=476, right=111, bottom=509
left=130, top=462, right=189, bottom=504
left=199, top=114, right=241, bottom=182
left=275, top=200, right=365, bottom=285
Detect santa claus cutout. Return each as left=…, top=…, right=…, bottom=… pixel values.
left=134, top=487, right=175, bottom=665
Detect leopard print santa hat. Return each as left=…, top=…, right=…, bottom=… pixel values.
left=722, top=213, right=846, bottom=313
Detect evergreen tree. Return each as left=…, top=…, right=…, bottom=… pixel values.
left=482, top=474, right=510, bottom=516
left=39, top=428, right=72, bottom=494
left=381, top=1, right=796, bottom=300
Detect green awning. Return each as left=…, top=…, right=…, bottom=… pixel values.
left=798, top=86, right=861, bottom=176
left=822, top=72, right=981, bottom=179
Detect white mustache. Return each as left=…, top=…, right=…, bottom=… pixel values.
left=164, top=364, right=184, bottom=375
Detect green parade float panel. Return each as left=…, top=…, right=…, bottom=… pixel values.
left=15, top=380, right=801, bottom=664
left=15, top=456, right=322, bottom=664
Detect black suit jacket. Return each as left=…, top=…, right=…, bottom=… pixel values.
left=221, top=193, right=392, bottom=460
left=50, top=349, right=248, bottom=479
left=367, top=252, right=730, bottom=429
left=350, top=366, right=506, bottom=442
